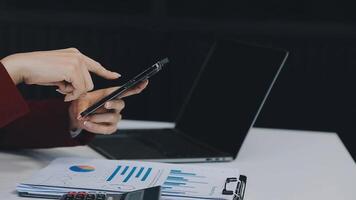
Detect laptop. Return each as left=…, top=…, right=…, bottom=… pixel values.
left=89, top=39, right=289, bottom=162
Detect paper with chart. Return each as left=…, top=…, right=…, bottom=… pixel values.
left=18, top=157, right=240, bottom=199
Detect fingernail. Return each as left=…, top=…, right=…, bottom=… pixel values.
left=105, top=102, right=111, bottom=109
left=113, top=72, right=121, bottom=78
left=77, top=115, right=82, bottom=120
left=56, top=89, right=66, bottom=95
left=84, top=121, right=91, bottom=128
left=64, top=95, right=74, bottom=102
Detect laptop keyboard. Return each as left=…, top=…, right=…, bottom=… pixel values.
left=116, top=129, right=222, bottom=158
left=90, top=129, right=227, bottom=160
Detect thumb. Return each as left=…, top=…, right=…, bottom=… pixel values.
left=75, top=99, right=91, bottom=120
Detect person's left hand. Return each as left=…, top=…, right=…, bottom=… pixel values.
left=69, top=80, right=148, bottom=134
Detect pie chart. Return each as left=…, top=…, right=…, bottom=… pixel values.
left=69, top=165, right=95, bottom=172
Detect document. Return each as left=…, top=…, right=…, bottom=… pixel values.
left=17, top=157, right=240, bottom=200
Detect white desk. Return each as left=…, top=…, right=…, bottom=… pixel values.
left=1, top=121, right=355, bottom=200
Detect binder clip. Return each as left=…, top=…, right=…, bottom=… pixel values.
left=222, top=177, right=238, bottom=195
left=222, top=176, right=246, bottom=200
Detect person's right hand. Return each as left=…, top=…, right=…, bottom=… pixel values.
left=1, top=48, right=120, bottom=101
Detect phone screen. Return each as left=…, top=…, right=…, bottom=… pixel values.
left=80, top=58, right=169, bottom=117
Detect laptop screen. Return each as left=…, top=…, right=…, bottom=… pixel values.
left=175, top=40, right=288, bottom=158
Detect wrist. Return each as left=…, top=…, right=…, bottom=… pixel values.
left=1, top=54, right=25, bottom=85
left=69, top=105, right=82, bottom=138
left=68, top=103, right=80, bottom=130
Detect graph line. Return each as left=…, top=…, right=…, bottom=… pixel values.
left=121, top=166, right=129, bottom=175
left=106, top=165, right=121, bottom=181
left=136, top=167, right=144, bottom=178
left=123, top=167, right=137, bottom=182
left=141, top=167, right=152, bottom=181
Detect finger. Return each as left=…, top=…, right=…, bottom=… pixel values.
left=85, top=100, right=122, bottom=116
left=83, top=121, right=118, bottom=134
left=104, top=99, right=125, bottom=112
left=86, top=100, right=123, bottom=115
left=87, top=113, right=121, bottom=124
left=90, top=107, right=110, bottom=114
left=64, top=70, right=87, bottom=102
left=57, top=82, right=74, bottom=93
left=39, top=81, right=74, bottom=94
left=119, top=80, right=149, bottom=98
left=82, top=54, right=121, bottom=80
left=80, top=63, right=94, bottom=92
left=52, top=47, right=80, bottom=53
left=103, top=86, right=119, bottom=96
left=74, top=96, right=91, bottom=119
left=56, top=89, right=67, bottom=95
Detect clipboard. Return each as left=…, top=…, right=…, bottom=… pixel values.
left=17, top=158, right=247, bottom=200
left=222, top=175, right=247, bottom=200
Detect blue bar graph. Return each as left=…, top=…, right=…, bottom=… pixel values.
left=162, top=191, right=186, bottom=195
left=121, top=166, right=129, bottom=175
left=123, top=167, right=137, bottom=182
left=141, top=168, right=152, bottom=181
left=167, top=176, right=187, bottom=181
left=136, top=167, right=144, bottom=178
left=170, top=170, right=196, bottom=176
left=164, top=181, right=186, bottom=186
left=106, top=165, right=121, bottom=181
left=162, top=169, right=209, bottom=196
left=106, top=165, right=154, bottom=183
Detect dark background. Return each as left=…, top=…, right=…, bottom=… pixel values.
left=0, top=0, right=355, bottom=161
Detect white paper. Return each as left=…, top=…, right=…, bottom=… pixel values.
left=18, top=157, right=239, bottom=200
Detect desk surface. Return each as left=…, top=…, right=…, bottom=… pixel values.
left=1, top=121, right=355, bottom=200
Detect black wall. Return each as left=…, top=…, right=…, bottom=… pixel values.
left=0, top=1, right=355, bottom=160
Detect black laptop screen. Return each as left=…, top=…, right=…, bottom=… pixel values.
left=176, top=40, right=288, bottom=158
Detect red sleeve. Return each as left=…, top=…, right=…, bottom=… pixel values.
left=0, top=62, right=29, bottom=127
left=0, top=99, right=95, bottom=149
left=0, top=62, right=95, bottom=149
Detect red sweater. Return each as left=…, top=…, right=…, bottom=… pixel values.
left=0, top=62, right=95, bottom=149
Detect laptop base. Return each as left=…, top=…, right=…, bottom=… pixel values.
left=89, top=129, right=233, bottom=163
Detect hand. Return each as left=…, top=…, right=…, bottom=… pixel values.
left=69, top=80, right=148, bottom=134
left=1, top=48, right=120, bottom=101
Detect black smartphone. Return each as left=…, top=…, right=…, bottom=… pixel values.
left=80, top=58, right=169, bottom=118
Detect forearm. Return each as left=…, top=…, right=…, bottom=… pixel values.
left=0, top=99, right=95, bottom=149
left=1, top=54, right=25, bottom=85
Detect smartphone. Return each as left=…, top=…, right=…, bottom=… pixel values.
left=80, top=58, right=169, bottom=118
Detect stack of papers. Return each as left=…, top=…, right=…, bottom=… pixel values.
left=17, top=157, right=240, bottom=200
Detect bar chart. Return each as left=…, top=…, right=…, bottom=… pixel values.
left=162, top=169, right=210, bottom=196
left=106, top=165, right=153, bottom=183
